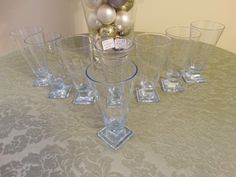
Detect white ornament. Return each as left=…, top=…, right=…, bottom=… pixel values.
left=97, top=4, right=116, bottom=25
left=87, top=12, right=102, bottom=30
left=84, top=0, right=103, bottom=9
left=115, top=11, right=132, bottom=32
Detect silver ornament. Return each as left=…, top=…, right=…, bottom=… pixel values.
left=84, top=0, right=103, bottom=9
left=97, top=4, right=116, bottom=25
left=87, top=12, right=102, bottom=30
left=118, top=0, right=134, bottom=11
left=99, top=25, right=117, bottom=38
left=115, top=11, right=133, bottom=32
left=108, top=0, right=128, bottom=9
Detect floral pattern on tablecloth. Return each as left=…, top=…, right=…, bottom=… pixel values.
left=0, top=48, right=236, bottom=177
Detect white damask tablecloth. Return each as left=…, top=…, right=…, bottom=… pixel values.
left=0, top=46, right=236, bottom=177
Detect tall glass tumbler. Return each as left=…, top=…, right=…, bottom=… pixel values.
left=95, top=37, right=135, bottom=105
left=163, top=26, right=201, bottom=92
left=10, top=27, right=52, bottom=87
left=182, top=20, right=225, bottom=83
left=86, top=60, right=138, bottom=150
left=25, top=32, right=72, bottom=99
left=135, top=33, right=171, bottom=103
left=57, top=35, right=97, bottom=105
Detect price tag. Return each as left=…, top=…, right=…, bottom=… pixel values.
left=102, top=38, right=115, bottom=50
left=114, top=38, right=127, bottom=49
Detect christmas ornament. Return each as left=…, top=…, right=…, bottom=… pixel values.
left=87, top=12, right=102, bottom=30
left=84, top=0, right=103, bottom=9
left=118, top=0, right=134, bottom=11
left=99, top=25, right=117, bottom=38
left=108, top=0, right=128, bottom=9
left=118, top=28, right=131, bottom=36
left=97, top=4, right=116, bottom=25
left=115, top=11, right=133, bottom=33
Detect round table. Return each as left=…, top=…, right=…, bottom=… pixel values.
left=0, top=45, right=236, bottom=177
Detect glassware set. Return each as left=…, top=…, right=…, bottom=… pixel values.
left=182, top=20, right=225, bottom=83
left=162, top=26, right=201, bottom=92
left=135, top=33, right=171, bottom=102
left=24, top=32, right=72, bottom=99
left=11, top=20, right=225, bottom=150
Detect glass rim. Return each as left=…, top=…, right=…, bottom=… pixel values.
left=56, top=34, right=91, bottom=50
left=165, top=26, right=201, bottom=40
left=190, top=20, right=225, bottom=31
left=94, top=37, right=135, bottom=54
left=85, top=61, right=138, bottom=85
left=10, top=26, right=44, bottom=37
left=24, top=32, right=62, bottom=46
left=135, top=32, right=172, bottom=47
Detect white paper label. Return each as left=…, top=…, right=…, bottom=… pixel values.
left=114, top=38, right=127, bottom=49
left=102, top=38, right=115, bottom=50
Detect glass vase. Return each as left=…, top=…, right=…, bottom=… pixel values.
left=81, top=0, right=137, bottom=60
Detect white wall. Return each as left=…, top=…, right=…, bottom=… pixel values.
left=134, top=0, right=236, bottom=53
left=0, top=0, right=78, bottom=55
left=0, top=0, right=235, bottom=55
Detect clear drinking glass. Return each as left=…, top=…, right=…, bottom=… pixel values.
left=86, top=60, right=138, bottom=150
left=182, top=20, right=225, bottom=83
left=94, top=37, right=135, bottom=104
left=163, top=26, right=201, bottom=92
left=25, top=32, right=72, bottom=99
left=10, top=27, right=52, bottom=87
left=57, top=34, right=96, bottom=104
left=135, top=33, right=171, bottom=103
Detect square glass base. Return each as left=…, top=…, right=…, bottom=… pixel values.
left=181, top=70, right=207, bottom=83
left=33, top=77, right=51, bottom=87
left=33, top=72, right=53, bottom=87
left=48, top=85, right=72, bottom=99
left=161, top=78, right=184, bottom=93
left=97, top=127, right=134, bottom=150
left=73, top=91, right=97, bottom=105
left=136, top=88, right=160, bottom=103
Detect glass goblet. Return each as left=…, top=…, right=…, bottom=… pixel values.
left=25, top=32, right=72, bottom=99
left=86, top=60, right=138, bottom=150
left=182, top=20, right=225, bottom=83
left=57, top=34, right=96, bottom=104
left=10, top=26, right=52, bottom=87
left=135, top=33, right=171, bottom=103
left=163, top=26, right=201, bottom=92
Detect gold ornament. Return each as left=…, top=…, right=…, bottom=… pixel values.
left=99, top=25, right=117, bottom=38
left=118, top=0, right=134, bottom=11
left=118, top=28, right=131, bottom=36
